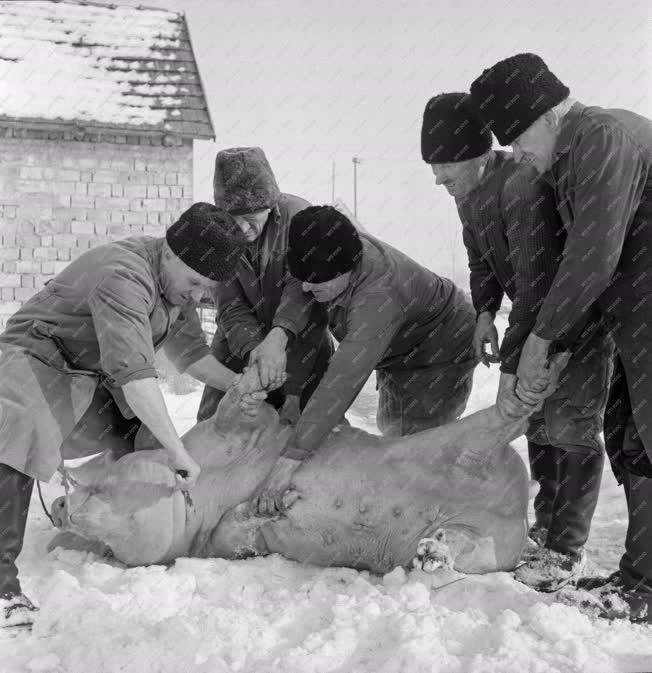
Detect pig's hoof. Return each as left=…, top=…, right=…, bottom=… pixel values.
left=412, top=531, right=452, bottom=572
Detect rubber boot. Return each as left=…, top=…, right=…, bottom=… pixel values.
left=0, top=464, right=38, bottom=627
left=516, top=449, right=603, bottom=592
left=527, top=442, right=559, bottom=545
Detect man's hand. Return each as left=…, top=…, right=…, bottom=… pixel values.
left=232, top=368, right=267, bottom=417
left=516, top=350, right=572, bottom=403
left=496, top=372, right=539, bottom=421
left=248, top=327, right=289, bottom=390
left=473, top=312, right=500, bottom=367
left=515, top=333, right=553, bottom=398
left=239, top=391, right=267, bottom=417
left=167, top=445, right=201, bottom=489
left=253, top=456, right=302, bottom=516
left=279, top=394, right=301, bottom=426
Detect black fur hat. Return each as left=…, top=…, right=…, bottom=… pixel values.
left=288, top=206, right=363, bottom=283
left=166, top=203, right=244, bottom=281
left=469, top=53, right=570, bottom=145
left=421, top=92, right=493, bottom=163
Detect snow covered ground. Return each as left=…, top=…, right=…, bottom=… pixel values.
left=4, top=317, right=652, bottom=672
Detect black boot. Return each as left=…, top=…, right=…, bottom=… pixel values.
left=0, top=463, right=38, bottom=627
left=527, top=442, right=559, bottom=544
left=516, top=449, right=603, bottom=592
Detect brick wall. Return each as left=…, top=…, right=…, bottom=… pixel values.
left=0, top=126, right=194, bottom=326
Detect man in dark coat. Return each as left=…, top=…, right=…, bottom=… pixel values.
left=0, top=204, right=261, bottom=628
left=254, top=205, right=477, bottom=514
left=470, top=52, right=652, bottom=622
left=197, top=147, right=332, bottom=425
left=421, top=92, right=613, bottom=592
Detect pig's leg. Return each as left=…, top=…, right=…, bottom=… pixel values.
left=207, top=503, right=272, bottom=559
left=412, top=530, right=455, bottom=572
left=412, top=527, right=501, bottom=574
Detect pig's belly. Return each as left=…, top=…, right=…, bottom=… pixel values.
left=260, top=497, right=526, bottom=574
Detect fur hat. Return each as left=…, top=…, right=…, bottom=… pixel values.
left=213, top=147, right=281, bottom=215
left=287, top=206, right=363, bottom=283
left=166, top=203, right=244, bottom=281
left=469, top=53, right=570, bottom=145
left=421, top=92, right=493, bottom=163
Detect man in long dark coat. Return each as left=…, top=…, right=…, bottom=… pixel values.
left=470, top=52, right=652, bottom=622
left=421, top=92, right=612, bottom=592
left=197, top=147, right=332, bottom=425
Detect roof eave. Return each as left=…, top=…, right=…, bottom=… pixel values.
left=182, top=12, right=216, bottom=142
left=0, top=116, right=214, bottom=140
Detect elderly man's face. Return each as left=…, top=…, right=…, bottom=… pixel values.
left=511, top=114, right=557, bottom=173
left=302, top=272, right=352, bottom=303
left=160, top=247, right=218, bottom=306
left=429, top=155, right=486, bottom=198
left=233, top=209, right=272, bottom=243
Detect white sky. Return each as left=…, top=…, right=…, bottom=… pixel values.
left=123, top=0, right=651, bottom=287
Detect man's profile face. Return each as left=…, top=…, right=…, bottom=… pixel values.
left=429, top=156, right=485, bottom=198
left=511, top=115, right=557, bottom=173
left=233, top=209, right=272, bottom=243
left=160, top=248, right=218, bottom=306
left=301, top=272, right=352, bottom=303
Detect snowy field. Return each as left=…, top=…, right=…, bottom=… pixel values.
left=3, top=316, right=652, bottom=673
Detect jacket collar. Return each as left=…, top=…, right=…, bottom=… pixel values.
left=551, top=102, right=587, bottom=164
left=329, top=238, right=368, bottom=308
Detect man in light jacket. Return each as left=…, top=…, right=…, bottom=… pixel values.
left=0, top=203, right=261, bottom=628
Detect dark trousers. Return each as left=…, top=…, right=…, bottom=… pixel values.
left=605, top=356, right=652, bottom=591
left=0, top=464, right=33, bottom=598
left=376, top=358, right=475, bottom=437
left=528, top=441, right=603, bottom=556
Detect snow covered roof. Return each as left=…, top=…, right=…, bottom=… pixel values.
left=0, top=0, right=215, bottom=139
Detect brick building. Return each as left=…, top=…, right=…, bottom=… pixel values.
left=0, top=0, right=215, bottom=326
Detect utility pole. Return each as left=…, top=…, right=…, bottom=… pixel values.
left=352, top=156, right=362, bottom=217
left=331, top=160, right=335, bottom=202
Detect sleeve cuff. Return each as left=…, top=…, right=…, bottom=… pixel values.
left=271, top=317, right=299, bottom=338
left=110, top=366, right=159, bottom=387
left=236, top=338, right=262, bottom=360
left=533, top=324, right=557, bottom=341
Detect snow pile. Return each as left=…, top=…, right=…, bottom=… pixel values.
left=0, top=1, right=181, bottom=126
left=3, top=314, right=651, bottom=672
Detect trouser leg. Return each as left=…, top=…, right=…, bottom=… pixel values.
left=527, top=441, right=559, bottom=532
left=546, top=448, right=604, bottom=557
left=0, top=464, right=34, bottom=599
left=619, top=469, right=652, bottom=592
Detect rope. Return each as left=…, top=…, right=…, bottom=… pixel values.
left=36, top=463, right=73, bottom=529
left=36, top=481, right=56, bottom=527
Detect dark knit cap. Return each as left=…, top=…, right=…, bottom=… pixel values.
left=165, top=203, right=244, bottom=281
left=421, top=92, right=493, bottom=163
left=213, top=147, right=281, bottom=215
left=287, top=206, right=363, bottom=283
left=469, top=53, right=570, bottom=145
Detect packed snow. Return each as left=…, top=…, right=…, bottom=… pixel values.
left=3, top=315, right=651, bottom=672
